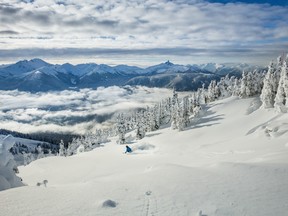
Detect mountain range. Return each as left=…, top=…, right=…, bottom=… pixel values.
left=0, top=58, right=264, bottom=92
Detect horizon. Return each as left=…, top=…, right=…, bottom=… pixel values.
left=0, top=0, right=287, bottom=66
left=0, top=57, right=270, bottom=68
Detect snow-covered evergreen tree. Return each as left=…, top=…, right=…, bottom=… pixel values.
left=136, top=111, right=146, bottom=140
left=171, top=89, right=180, bottom=130
left=159, top=98, right=172, bottom=125
left=195, top=84, right=206, bottom=104
left=240, top=70, right=263, bottom=98
left=181, top=96, right=190, bottom=129
left=152, top=104, right=161, bottom=130
left=81, top=135, right=93, bottom=151
left=36, top=145, right=44, bottom=159
left=116, top=114, right=127, bottom=144
left=274, top=56, right=288, bottom=112
left=95, top=129, right=109, bottom=144
left=260, top=62, right=277, bottom=108
left=207, top=80, right=220, bottom=102
left=66, top=138, right=80, bottom=156
left=239, top=71, right=250, bottom=98
left=229, top=76, right=240, bottom=96
left=217, top=75, right=231, bottom=98
left=58, top=140, right=66, bottom=156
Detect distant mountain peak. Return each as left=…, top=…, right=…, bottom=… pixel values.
left=13, top=58, right=50, bottom=69
left=62, top=62, right=74, bottom=67
left=30, top=58, right=48, bottom=64
left=164, top=60, right=174, bottom=66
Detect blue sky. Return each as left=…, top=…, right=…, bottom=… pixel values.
left=0, top=0, right=287, bottom=66
left=207, top=0, right=288, bottom=6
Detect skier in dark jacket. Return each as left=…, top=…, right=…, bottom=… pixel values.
left=125, top=145, right=132, bottom=153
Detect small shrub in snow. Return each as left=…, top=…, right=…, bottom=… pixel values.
left=102, top=199, right=117, bottom=208
left=36, top=180, right=48, bottom=187
left=196, top=210, right=203, bottom=216
left=145, top=191, right=152, bottom=196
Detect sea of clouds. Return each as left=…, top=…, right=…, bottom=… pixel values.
left=0, top=86, right=174, bottom=135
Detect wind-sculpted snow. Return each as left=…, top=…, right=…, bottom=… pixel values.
left=0, top=86, right=173, bottom=134
left=0, top=135, right=24, bottom=191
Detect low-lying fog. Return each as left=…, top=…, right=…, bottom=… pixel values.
left=0, top=86, right=174, bottom=135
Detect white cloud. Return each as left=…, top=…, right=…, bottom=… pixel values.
left=0, top=0, right=287, bottom=65
left=0, top=86, right=174, bottom=134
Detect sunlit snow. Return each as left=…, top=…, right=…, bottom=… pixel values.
left=1, top=96, right=287, bottom=216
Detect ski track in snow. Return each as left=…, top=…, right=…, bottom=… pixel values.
left=141, top=191, right=158, bottom=216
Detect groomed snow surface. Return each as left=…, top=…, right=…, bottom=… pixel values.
left=1, top=96, right=288, bottom=216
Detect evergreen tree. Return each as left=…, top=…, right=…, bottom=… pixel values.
left=230, top=76, right=240, bottom=96
left=147, top=105, right=160, bottom=131
left=66, top=138, right=79, bottom=156
left=260, top=62, right=276, bottom=108
left=160, top=98, right=172, bottom=125
left=196, top=84, right=206, bottom=104
left=36, top=145, right=44, bottom=159
left=58, top=140, right=66, bottom=156
left=274, top=56, right=288, bottom=112
left=171, top=89, right=180, bottom=130
left=240, top=71, right=249, bottom=98
left=207, top=80, right=220, bottom=102
left=241, top=71, right=254, bottom=97
left=181, top=96, right=190, bottom=128
left=136, top=111, right=146, bottom=140
left=116, top=114, right=127, bottom=144
left=217, top=76, right=230, bottom=98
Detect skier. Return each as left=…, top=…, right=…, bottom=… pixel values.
left=125, top=145, right=132, bottom=154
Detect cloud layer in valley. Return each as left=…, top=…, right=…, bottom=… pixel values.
left=0, top=0, right=287, bottom=65
left=0, top=86, right=174, bottom=134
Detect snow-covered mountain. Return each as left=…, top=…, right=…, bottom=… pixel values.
left=141, top=60, right=190, bottom=74
left=0, top=59, right=265, bottom=92
left=125, top=72, right=218, bottom=91
left=1, top=96, right=287, bottom=215
left=191, top=62, right=225, bottom=73
left=0, top=58, right=51, bottom=76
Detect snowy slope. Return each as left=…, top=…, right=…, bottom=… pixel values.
left=0, top=135, right=49, bottom=149
left=1, top=96, right=288, bottom=216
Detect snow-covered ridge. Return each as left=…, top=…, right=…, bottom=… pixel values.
left=0, top=59, right=263, bottom=77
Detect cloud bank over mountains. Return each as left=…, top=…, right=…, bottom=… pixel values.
left=0, top=86, right=173, bottom=134
left=0, top=0, right=287, bottom=65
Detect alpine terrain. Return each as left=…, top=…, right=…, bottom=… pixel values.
left=0, top=59, right=263, bottom=92
left=1, top=96, right=288, bottom=216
